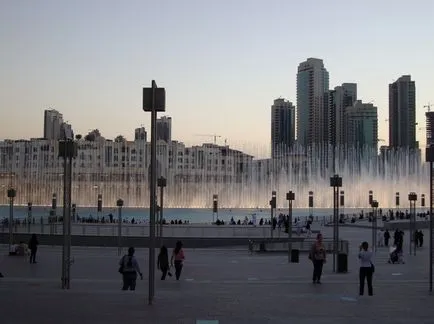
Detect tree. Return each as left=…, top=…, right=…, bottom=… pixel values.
left=114, top=135, right=126, bottom=143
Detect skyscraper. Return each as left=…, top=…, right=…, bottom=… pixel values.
left=43, top=109, right=64, bottom=140
left=296, top=58, right=329, bottom=148
left=389, top=75, right=416, bottom=149
left=271, top=98, right=295, bottom=158
left=156, top=116, right=172, bottom=143
left=329, top=83, right=357, bottom=148
left=134, top=127, right=147, bottom=141
left=345, top=100, right=378, bottom=151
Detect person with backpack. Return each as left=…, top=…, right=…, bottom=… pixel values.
left=119, top=247, right=143, bottom=291
left=171, top=241, right=185, bottom=281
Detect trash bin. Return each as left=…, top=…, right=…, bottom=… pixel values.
left=290, top=249, right=299, bottom=263
left=337, top=253, right=348, bottom=273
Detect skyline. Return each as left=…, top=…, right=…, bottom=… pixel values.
left=1, top=0, right=434, bottom=157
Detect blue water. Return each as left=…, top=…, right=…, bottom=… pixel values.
left=0, top=205, right=418, bottom=224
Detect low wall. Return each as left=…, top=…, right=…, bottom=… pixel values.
left=0, top=223, right=319, bottom=238
left=383, top=220, right=430, bottom=230
left=0, top=233, right=305, bottom=249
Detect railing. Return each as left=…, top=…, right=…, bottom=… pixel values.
left=0, top=222, right=317, bottom=239
left=249, top=239, right=349, bottom=255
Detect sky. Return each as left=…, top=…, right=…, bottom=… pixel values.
left=1, top=0, right=434, bottom=158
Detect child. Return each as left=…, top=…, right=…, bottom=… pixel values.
left=157, top=246, right=171, bottom=280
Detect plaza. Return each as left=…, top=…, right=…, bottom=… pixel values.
left=0, top=226, right=433, bottom=324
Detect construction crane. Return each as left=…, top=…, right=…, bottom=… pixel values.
left=424, top=102, right=433, bottom=112
left=194, top=134, right=222, bottom=145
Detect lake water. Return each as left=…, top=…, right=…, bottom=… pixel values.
left=0, top=205, right=421, bottom=224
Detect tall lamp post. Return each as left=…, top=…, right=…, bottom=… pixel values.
left=143, top=80, right=165, bottom=305
left=408, top=192, right=417, bottom=256
left=286, top=190, right=295, bottom=263
left=27, top=202, right=32, bottom=233
left=7, top=187, right=16, bottom=251
left=212, top=194, right=218, bottom=223
left=340, top=190, right=345, bottom=221
left=396, top=192, right=400, bottom=218
left=117, top=199, right=124, bottom=256
left=157, top=177, right=166, bottom=239
left=371, top=200, right=379, bottom=252
left=330, top=174, right=342, bottom=273
left=308, top=191, right=314, bottom=217
left=368, top=190, right=373, bottom=207
left=270, top=191, right=276, bottom=238
left=59, top=138, right=77, bottom=290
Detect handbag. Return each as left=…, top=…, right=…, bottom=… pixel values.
left=370, top=262, right=375, bottom=273
left=118, top=255, right=125, bottom=274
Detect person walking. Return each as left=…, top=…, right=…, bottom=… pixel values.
left=28, top=234, right=39, bottom=264
left=171, top=241, right=185, bottom=281
left=119, top=247, right=143, bottom=291
left=157, top=246, right=171, bottom=280
left=358, top=241, right=374, bottom=296
left=309, top=233, right=326, bottom=284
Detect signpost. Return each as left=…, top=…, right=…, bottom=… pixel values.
left=143, top=80, right=165, bottom=305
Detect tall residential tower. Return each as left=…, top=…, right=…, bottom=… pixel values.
left=296, top=58, right=329, bottom=148
left=271, top=98, right=295, bottom=158
left=389, top=75, right=416, bottom=149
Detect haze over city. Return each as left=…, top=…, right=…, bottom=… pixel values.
left=1, top=0, right=434, bottom=157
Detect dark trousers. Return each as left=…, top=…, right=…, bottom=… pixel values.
left=122, top=272, right=137, bottom=291
left=161, top=267, right=168, bottom=280
left=30, top=248, right=37, bottom=263
left=174, top=260, right=183, bottom=280
left=312, top=260, right=324, bottom=282
left=385, top=238, right=389, bottom=246
left=359, top=267, right=373, bottom=295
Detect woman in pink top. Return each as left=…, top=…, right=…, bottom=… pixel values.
left=171, top=241, right=185, bottom=280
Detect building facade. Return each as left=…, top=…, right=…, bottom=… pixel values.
left=329, top=83, right=357, bottom=148
left=156, top=116, right=172, bottom=143
left=345, top=100, right=378, bottom=151
left=271, top=98, right=295, bottom=158
left=296, top=58, right=329, bottom=148
left=389, top=75, right=416, bottom=149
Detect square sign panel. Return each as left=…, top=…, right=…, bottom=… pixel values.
left=143, top=87, right=166, bottom=112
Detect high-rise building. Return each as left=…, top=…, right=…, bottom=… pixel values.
left=156, top=116, right=172, bottom=143
left=271, top=98, right=295, bottom=158
left=43, top=109, right=64, bottom=140
left=329, top=83, right=357, bottom=148
left=296, top=58, right=329, bottom=148
left=389, top=75, right=416, bottom=149
left=134, top=127, right=147, bottom=141
left=345, top=100, right=378, bottom=151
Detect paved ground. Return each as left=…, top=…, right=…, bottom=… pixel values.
left=0, top=227, right=433, bottom=324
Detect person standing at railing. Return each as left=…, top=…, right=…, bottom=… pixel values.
left=309, top=233, right=326, bottom=284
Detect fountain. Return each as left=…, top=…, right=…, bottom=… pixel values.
left=0, top=140, right=427, bottom=209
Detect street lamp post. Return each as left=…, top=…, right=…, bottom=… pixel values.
left=308, top=191, right=313, bottom=217
left=340, top=190, right=345, bottom=221
left=212, top=194, right=218, bottom=223
left=157, top=177, right=166, bottom=239
left=51, top=193, right=57, bottom=234
left=143, top=80, right=165, bottom=305
left=59, top=139, right=77, bottom=290
left=270, top=191, right=276, bottom=238
left=330, top=174, right=342, bottom=273
left=117, top=199, right=124, bottom=256
left=371, top=200, right=379, bottom=252
left=97, top=193, right=102, bottom=218
left=286, top=191, right=295, bottom=263
left=408, top=192, right=417, bottom=256
left=396, top=192, right=400, bottom=218
left=368, top=190, right=373, bottom=207
left=27, top=202, right=32, bottom=233
left=7, top=188, right=16, bottom=251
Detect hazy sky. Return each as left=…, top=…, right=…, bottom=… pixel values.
left=1, top=0, right=433, bottom=157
